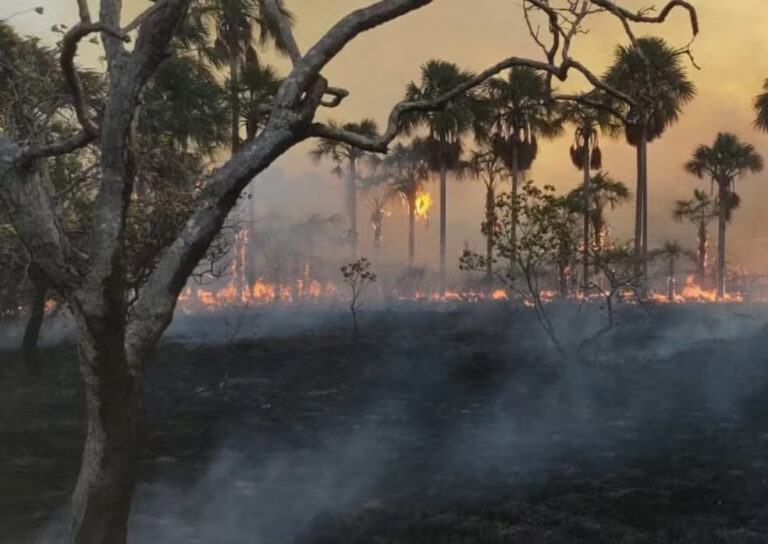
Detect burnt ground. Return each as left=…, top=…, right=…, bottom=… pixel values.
left=3, top=304, right=768, bottom=543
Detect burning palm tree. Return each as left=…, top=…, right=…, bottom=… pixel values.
left=402, top=60, right=482, bottom=295
left=672, top=189, right=723, bottom=283
left=383, top=140, right=431, bottom=267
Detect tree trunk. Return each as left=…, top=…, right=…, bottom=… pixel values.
left=67, top=330, right=144, bottom=544
left=510, top=146, right=519, bottom=277
left=667, top=256, right=675, bottom=302
left=582, top=143, right=591, bottom=295
left=348, top=158, right=358, bottom=258
left=408, top=195, right=416, bottom=267
left=697, top=222, right=708, bottom=283
left=439, top=155, right=447, bottom=297
left=717, top=183, right=727, bottom=298
left=230, top=54, right=241, bottom=154
left=633, top=136, right=643, bottom=279
left=22, top=272, right=47, bottom=373
left=592, top=214, right=604, bottom=282
left=641, top=133, right=649, bottom=298
left=485, top=185, right=495, bottom=280
left=558, top=262, right=568, bottom=297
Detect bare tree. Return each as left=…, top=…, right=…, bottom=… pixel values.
left=0, top=1, right=697, bottom=541
left=341, top=256, right=377, bottom=337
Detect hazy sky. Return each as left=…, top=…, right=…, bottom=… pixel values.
left=5, top=0, right=768, bottom=274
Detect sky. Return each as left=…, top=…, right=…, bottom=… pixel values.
left=4, top=0, right=768, bottom=275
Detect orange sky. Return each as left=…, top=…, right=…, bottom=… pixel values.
left=5, top=0, right=768, bottom=274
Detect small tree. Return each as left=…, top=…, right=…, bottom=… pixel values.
left=341, top=257, right=377, bottom=338
left=462, top=180, right=578, bottom=353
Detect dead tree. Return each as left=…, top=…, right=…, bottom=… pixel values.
left=0, top=1, right=698, bottom=542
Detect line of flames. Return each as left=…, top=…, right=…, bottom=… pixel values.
left=649, top=274, right=744, bottom=304
left=176, top=274, right=757, bottom=312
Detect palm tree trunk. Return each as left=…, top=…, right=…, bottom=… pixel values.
left=582, top=144, right=591, bottom=295
left=717, top=182, right=727, bottom=298
left=510, top=146, right=519, bottom=277
left=348, top=158, right=358, bottom=258
left=592, top=214, right=604, bottom=281
left=667, top=256, right=675, bottom=302
left=641, top=135, right=649, bottom=298
left=439, top=155, right=447, bottom=297
left=408, top=194, right=416, bottom=267
left=485, top=185, right=495, bottom=281
left=229, top=54, right=241, bottom=154
left=697, top=222, right=707, bottom=283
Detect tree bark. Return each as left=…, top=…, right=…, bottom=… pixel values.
left=348, top=158, right=358, bottom=258
left=485, top=185, right=495, bottom=280
left=697, top=222, right=707, bottom=283
left=582, top=142, right=591, bottom=295
left=641, top=133, right=649, bottom=298
left=439, top=154, right=447, bottom=297
left=633, top=135, right=643, bottom=279
left=717, top=182, right=727, bottom=298
left=510, top=146, right=519, bottom=277
left=67, top=327, right=144, bottom=544
left=667, top=256, right=675, bottom=302
left=408, top=194, right=416, bottom=267
left=22, top=271, right=48, bottom=373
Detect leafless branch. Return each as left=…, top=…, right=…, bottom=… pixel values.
left=20, top=131, right=95, bottom=161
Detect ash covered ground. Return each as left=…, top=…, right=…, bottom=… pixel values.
left=3, top=303, right=768, bottom=543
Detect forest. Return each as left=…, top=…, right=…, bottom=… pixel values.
left=3, top=1, right=768, bottom=543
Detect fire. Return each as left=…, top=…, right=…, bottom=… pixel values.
left=492, top=289, right=508, bottom=300
left=414, top=191, right=432, bottom=221
left=651, top=275, right=744, bottom=304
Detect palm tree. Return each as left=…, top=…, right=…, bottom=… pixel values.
left=604, top=37, right=696, bottom=294
left=561, top=98, right=620, bottom=291
left=362, top=178, right=393, bottom=250
left=403, top=59, right=481, bottom=295
left=567, top=172, right=631, bottom=255
left=753, top=79, right=768, bottom=132
left=384, top=140, right=430, bottom=266
left=684, top=133, right=763, bottom=297
left=190, top=0, right=293, bottom=153
left=484, top=66, right=562, bottom=269
left=310, top=119, right=379, bottom=257
left=672, top=189, right=722, bottom=282
left=240, top=62, right=281, bottom=141
left=461, top=147, right=508, bottom=280
left=651, top=240, right=694, bottom=301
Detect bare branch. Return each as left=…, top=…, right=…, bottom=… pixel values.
left=588, top=0, right=699, bottom=36
left=20, top=131, right=95, bottom=161
left=320, top=86, right=350, bottom=108
left=121, top=0, right=168, bottom=36
left=60, top=19, right=125, bottom=137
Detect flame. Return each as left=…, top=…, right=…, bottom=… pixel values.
left=414, top=191, right=432, bottom=220
left=651, top=275, right=744, bottom=304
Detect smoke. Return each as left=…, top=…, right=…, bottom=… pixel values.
left=21, top=301, right=768, bottom=543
